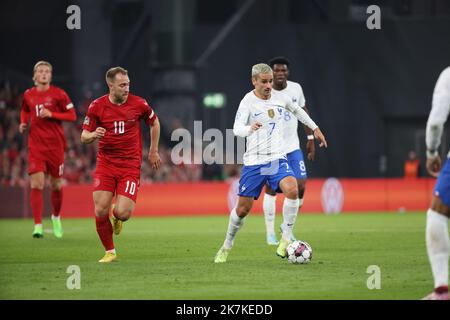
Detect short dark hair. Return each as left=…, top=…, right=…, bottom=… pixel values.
left=268, top=56, right=290, bottom=69
left=105, top=66, right=128, bottom=84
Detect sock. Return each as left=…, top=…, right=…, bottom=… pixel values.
left=30, top=188, right=43, bottom=225
left=263, top=194, right=277, bottom=235
left=426, top=209, right=449, bottom=289
left=95, top=215, right=115, bottom=251
left=106, top=249, right=116, bottom=255
left=281, top=198, right=300, bottom=241
left=435, top=285, right=448, bottom=294
left=51, top=189, right=63, bottom=217
left=223, top=208, right=245, bottom=249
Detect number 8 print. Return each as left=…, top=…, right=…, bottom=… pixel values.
left=299, top=161, right=306, bottom=172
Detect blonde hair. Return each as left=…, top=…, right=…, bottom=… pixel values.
left=33, top=61, right=52, bottom=83
left=33, top=61, right=53, bottom=73
left=251, top=63, right=272, bottom=78
left=106, top=66, right=128, bottom=84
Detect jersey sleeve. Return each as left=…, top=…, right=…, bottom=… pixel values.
left=82, top=102, right=99, bottom=132
left=58, top=89, right=74, bottom=111
left=20, top=92, right=30, bottom=123
left=298, top=84, right=306, bottom=108
left=285, top=95, right=318, bottom=131
left=426, top=67, right=450, bottom=154
left=141, top=99, right=157, bottom=125
left=233, top=98, right=251, bottom=137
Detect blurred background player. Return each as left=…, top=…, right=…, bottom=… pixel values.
left=19, top=61, right=76, bottom=238
left=263, top=57, right=316, bottom=245
left=423, top=66, right=450, bottom=300
left=214, top=63, right=327, bottom=263
left=81, top=67, right=161, bottom=263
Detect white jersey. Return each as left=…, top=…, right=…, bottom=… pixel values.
left=426, top=66, right=450, bottom=158
left=273, top=80, right=306, bottom=154
left=233, top=90, right=318, bottom=166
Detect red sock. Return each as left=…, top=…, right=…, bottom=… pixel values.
left=95, top=215, right=114, bottom=251
left=435, top=285, right=448, bottom=294
left=30, top=188, right=43, bottom=225
left=51, top=189, right=63, bottom=217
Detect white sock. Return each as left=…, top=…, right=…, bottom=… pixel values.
left=106, top=249, right=116, bottom=255
left=223, top=208, right=245, bottom=249
left=51, top=215, right=60, bottom=220
left=34, top=224, right=42, bottom=228
left=263, top=194, right=277, bottom=235
left=282, top=198, right=300, bottom=241
left=426, top=209, right=449, bottom=288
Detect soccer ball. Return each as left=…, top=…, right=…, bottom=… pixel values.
left=286, top=240, right=313, bottom=264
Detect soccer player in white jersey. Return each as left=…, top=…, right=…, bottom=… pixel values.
left=423, top=66, right=450, bottom=300
left=214, top=63, right=327, bottom=263
left=262, top=56, right=316, bottom=245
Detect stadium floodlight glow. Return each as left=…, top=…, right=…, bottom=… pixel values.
left=203, top=93, right=226, bottom=109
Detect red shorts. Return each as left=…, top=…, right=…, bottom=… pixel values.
left=28, top=149, right=64, bottom=178
left=93, top=167, right=140, bottom=203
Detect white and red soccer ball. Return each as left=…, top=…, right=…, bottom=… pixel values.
left=286, top=240, right=313, bottom=264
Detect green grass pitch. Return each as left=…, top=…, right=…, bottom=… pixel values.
left=0, top=212, right=436, bottom=299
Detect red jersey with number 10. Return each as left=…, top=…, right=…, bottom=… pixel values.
left=82, top=94, right=157, bottom=173
left=21, top=85, right=74, bottom=152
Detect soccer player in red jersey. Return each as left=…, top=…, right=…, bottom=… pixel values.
left=19, top=61, right=77, bottom=239
left=81, top=67, right=161, bottom=263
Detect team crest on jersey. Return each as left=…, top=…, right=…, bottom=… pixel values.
left=268, top=109, right=275, bottom=118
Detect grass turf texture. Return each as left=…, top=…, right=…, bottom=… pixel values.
left=0, top=213, right=435, bottom=299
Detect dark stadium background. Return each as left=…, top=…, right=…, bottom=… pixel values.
left=0, top=0, right=449, bottom=214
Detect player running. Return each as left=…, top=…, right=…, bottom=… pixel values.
left=19, top=61, right=76, bottom=239
left=81, top=67, right=161, bottom=263
left=423, top=66, right=450, bottom=300
left=263, top=56, right=316, bottom=245
left=214, top=63, right=327, bottom=263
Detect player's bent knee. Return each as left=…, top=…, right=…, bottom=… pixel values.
left=94, top=205, right=110, bottom=218
left=236, top=205, right=251, bottom=218
left=285, top=187, right=299, bottom=200
left=117, top=211, right=131, bottom=221
left=31, top=183, right=44, bottom=190
left=430, top=196, right=450, bottom=217
left=50, top=181, right=62, bottom=191
left=30, top=179, right=45, bottom=190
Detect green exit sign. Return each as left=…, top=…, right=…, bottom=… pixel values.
left=203, top=93, right=226, bottom=109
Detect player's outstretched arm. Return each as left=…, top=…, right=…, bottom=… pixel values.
left=148, top=117, right=161, bottom=170
left=426, top=155, right=441, bottom=178
left=80, top=128, right=106, bottom=144
left=39, top=107, right=77, bottom=122
left=313, top=128, right=327, bottom=148
left=19, top=109, right=29, bottom=134
left=302, top=106, right=316, bottom=161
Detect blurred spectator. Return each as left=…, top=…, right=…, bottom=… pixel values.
left=0, top=80, right=227, bottom=185
left=404, top=150, right=421, bottom=178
